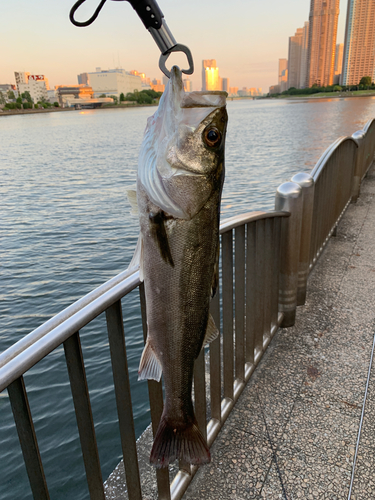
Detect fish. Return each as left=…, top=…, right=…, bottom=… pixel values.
left=130, top=66, right=228, bottom=468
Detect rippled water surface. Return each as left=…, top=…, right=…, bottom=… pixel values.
left=1, top=97, right=375, bottom=499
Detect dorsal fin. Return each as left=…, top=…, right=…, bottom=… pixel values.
left=128, top=234, right=144, bottom=281
left=126, top=185, right=138, bottom=215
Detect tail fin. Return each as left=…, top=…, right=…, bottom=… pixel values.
left=150, top=415, right=210, bottom=468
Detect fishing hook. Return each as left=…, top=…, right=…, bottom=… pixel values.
left=69, top=0, right=194, bottom=78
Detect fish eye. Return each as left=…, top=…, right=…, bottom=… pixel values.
left=204, top=127, right=221, bottom=147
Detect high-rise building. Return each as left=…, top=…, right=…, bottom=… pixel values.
left=202, top=60, right=221, bottom=91
left=288, top=28, right=303, bottom=89
left=183, top=78, right=192, bottom=92
left=299, top=22, right=310, bottom=88
left=278, top=59, right=288, bottom=85
left=221, top=78, right=229, bottom=93
left=334, top=43, right=344, bottom=84
left=341, top=0, right=375, bottom=86
left=306, top=0, right=340, bottom=87
left=279, top=59, right=288, bottom=91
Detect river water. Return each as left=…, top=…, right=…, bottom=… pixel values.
left=1, top=96, right=374, bottom=499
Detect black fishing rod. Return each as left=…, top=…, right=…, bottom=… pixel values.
left=69, top=0, right=194, bottom=78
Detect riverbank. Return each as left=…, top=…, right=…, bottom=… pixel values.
left=267, top=89, right=375, bottom=100
left=0, top=102, right=158, bottom=117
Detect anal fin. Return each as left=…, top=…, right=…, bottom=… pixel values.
left=203, top=314, right=219, bottom=346
left=138, top=340, right=162, bottom=382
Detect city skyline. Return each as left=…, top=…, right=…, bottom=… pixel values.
left=1, top=0, right=348, bottom=92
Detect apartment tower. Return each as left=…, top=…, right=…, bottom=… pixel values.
left=288, top=28, right=303, bottom=89
left=334, top=43, right=344, bottom=83
left=306, top=0, right=340, bottom=87
left=202, top=60, right=221, bottom=91
left=341, top=0, right=375, bottom=86
left=278, top=59, right=288, bottom=84
left=299, top=22, right=310, bottom=88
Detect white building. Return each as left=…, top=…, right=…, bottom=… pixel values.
left=14, top=72, right=49, bottom=103
left=87, top=68, right=142, bottom=97
left=47, top=89, right=57, bottom=104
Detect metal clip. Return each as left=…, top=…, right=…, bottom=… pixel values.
left=159, top=43, right=194, bottom=78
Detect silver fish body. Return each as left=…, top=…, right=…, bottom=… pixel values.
left=136, top=67, right=228, bottom=467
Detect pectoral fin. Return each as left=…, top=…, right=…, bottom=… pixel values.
left=203, top=314, right=219, bottom=346
left=149, top=211, right=174, bottom=267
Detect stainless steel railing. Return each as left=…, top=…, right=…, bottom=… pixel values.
left=0, top=210, right=288, bottom=500
left=1, top=121, right=374, bottom=500
left=352, top=118, right=375, bottom=202
left=308, top=136, right=357, bottom=269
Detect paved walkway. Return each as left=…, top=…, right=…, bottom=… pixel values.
left=185, top=166, right=375, bottom=499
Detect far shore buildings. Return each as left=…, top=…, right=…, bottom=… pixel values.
left=334, top=43, right=344, bottom=84
left=77, top=68, right=143, bottom=98
left=278, top=58, right=288, bottom=92
left=55, top=85, right=113, bottom=108
left=183, top=78, right=192, bottom=92
left=299, top=21, right=310, bottom=88
left=271, top=0, right=340, bottom=93
left=288, top=28, right=303, bottom=89
left=202, top=60, right=221, bottom=91
left=341, top=0, right=375, bottom=86
left=201, top=59, right=230, bottom=92
left=306, top=0, right=340, bottom=87
left=14, top=72, right=49, bottom=103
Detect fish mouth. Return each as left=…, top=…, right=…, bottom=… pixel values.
left=169, top=66, right=184, bottom=99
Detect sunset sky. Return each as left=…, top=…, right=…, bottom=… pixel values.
left=2, top=0, right=348, bottom=92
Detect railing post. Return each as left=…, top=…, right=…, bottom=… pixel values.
left=291, top=173, right=314, bottom=306
left=275, top=182, right=303, bottom=327
left=351, top=130, right=365, bottom=203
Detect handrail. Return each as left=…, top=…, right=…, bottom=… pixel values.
left=363, top=117, right=375, bottom=135
left=0, top=267, right=139, bottom=369
left=310, top=136, right=358, bottom=180
left=0, top=270, right=140, bottom=393
left=219, top=210, right=289, bottom=233
left=0, top=210, right=287, bottom=384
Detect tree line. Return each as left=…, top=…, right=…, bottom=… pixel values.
left=269, top=76, right=374, bottom=97
left=0, top=90, right=59, bottom=109
left=100, top=89, right=163, bottom=105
